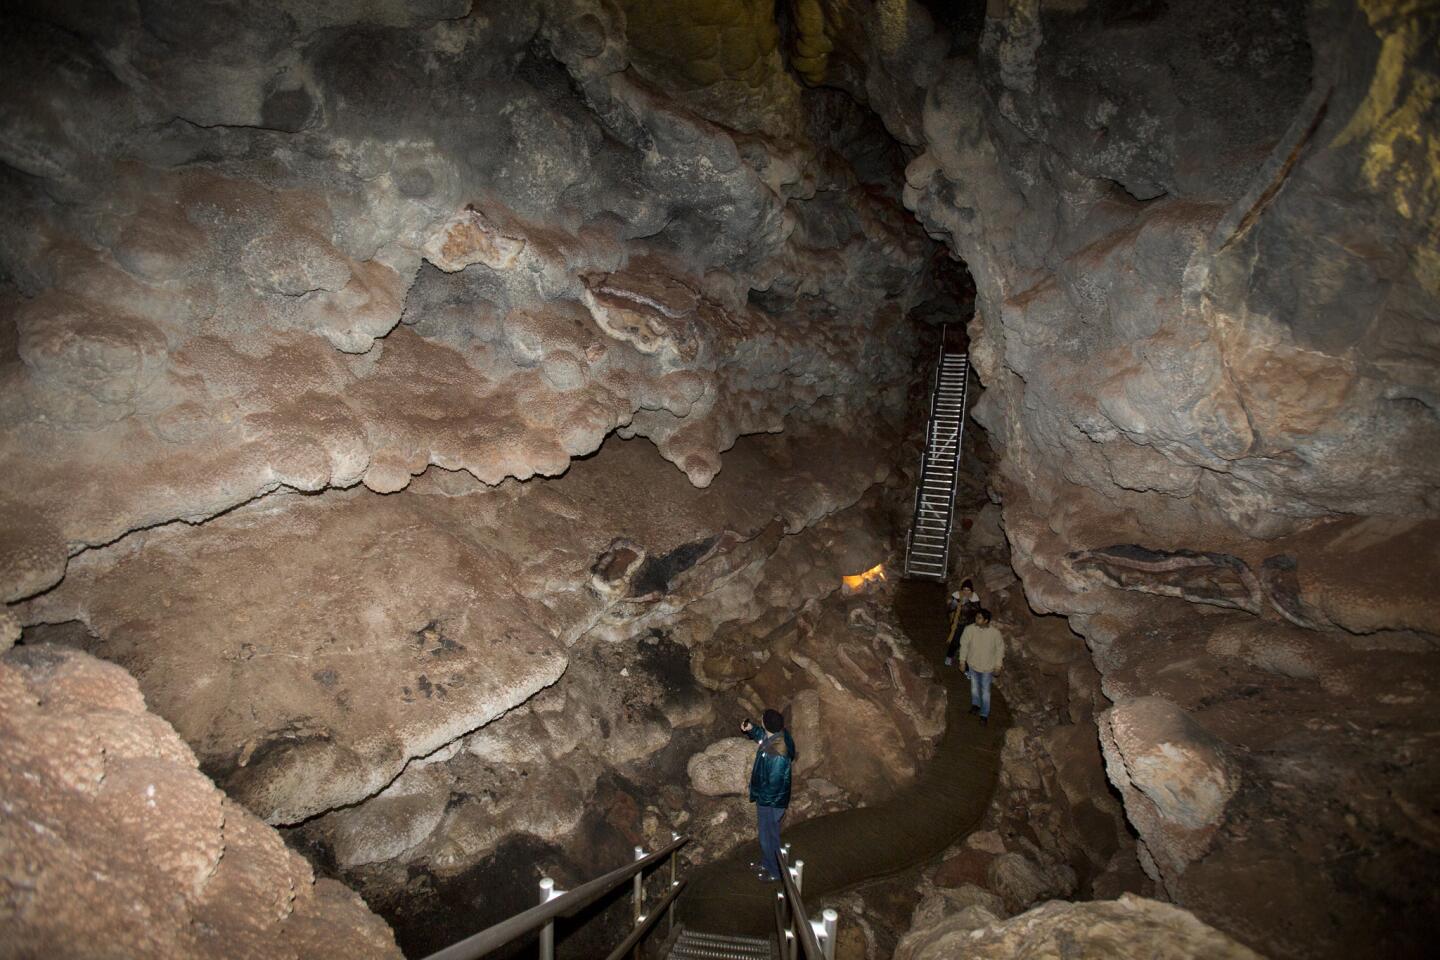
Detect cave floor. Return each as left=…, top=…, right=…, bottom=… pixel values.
left=678, top=579, right=1007, bottom=938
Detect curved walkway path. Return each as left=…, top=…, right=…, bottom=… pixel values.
left=679, top=580, right=1007, bottom=936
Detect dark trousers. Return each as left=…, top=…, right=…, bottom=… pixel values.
left=757, top=804, right=786, bottom=878
left=946, top=608, right=977, bottom=660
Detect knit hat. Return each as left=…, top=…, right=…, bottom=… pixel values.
left=762, top=709, right=784, bottom=733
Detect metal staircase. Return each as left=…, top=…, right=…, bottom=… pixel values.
left=667, top=930, right=775, bottom=959
left=903, top=335, right=970, bottom=581
left=419, top=835, right=835, bottom=960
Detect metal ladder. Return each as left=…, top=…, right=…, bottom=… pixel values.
left=903, top=336, right=970, bottom=581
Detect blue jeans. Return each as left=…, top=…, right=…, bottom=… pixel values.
left=757, top=804, right=786, bottom=878
left=968, top=669, right=993, bottom=717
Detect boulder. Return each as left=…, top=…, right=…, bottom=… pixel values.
left=895, top=894, right=1264, bottom=960
left=688, top=738, right=756, bottom=797
left=0, top=645, right=400, bottom=959
left=1099, top=697, right=1238, bottom=891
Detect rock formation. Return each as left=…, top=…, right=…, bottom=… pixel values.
left=0, top=644, right=401, bottom=959
left=844, top=0, right=1439, bottom=956
left=895, top=893, right=1263, bottom=960
left=0, top=1, right=946, bottom=952
left=2, top=0, right=1437, bottom=958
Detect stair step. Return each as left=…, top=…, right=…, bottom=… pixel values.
left=671, top=929, right=775, bottom=959
left=678, top=932, right=771, bottom=946
left=674, top=939, right=773, bottom=952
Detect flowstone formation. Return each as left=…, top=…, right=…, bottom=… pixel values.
left=0, top=0, right=950, bottom=953
left=0, top=0, right=932, bottom=601
left=5, top=0, right=1438, bottom=957
left=790, top=0, right=1438, bottom=956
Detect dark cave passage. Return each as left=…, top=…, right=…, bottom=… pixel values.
left=2, top=2, right=1438, bottom=960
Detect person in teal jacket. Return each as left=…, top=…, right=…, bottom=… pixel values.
left=740, top=709, right=796, bottom=882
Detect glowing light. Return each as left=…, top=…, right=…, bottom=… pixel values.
left=842, top=563, right=886, bottom=592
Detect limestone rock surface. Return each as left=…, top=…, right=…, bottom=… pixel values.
left=0, top=645, right=401, bottom=959
left=688, top=738, right=757, bottom=797
left=849, top=0, right=1440, bottom=955
left=0, top=0, right=931, bottom=605
left=895, top=894, right=1263, bottom=960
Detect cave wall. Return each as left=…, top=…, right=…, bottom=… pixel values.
left=4, top=1, right=1438, bottom=957
left=792, top=0, right=1439, bottom=956
left=0, top=1, right=957, bottom=953
left=0, top=0, right=935, bottom=601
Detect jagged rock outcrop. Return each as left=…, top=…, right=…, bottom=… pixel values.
left=0, top=0, right=931, bottom=604
left=1, top=2, right=948, bottom=951
left=895, top=893, right=1263, bottom=960
left=0, top=644, right=401, bottom=959
left=801, top=0, right=1440, bottom=956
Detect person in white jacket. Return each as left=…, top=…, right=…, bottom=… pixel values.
left=958, top=608, right=1004, bottom=725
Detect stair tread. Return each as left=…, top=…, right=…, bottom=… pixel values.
left=671, top=929, right=776, bottom=959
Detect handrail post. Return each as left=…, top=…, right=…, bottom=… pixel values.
left=790, top=858, right=804, bottom=896
left=538, top=877, right=562, bottom=960
left=813, top=908, right=838, bottom=960
left=631, top=846, right=645, bottom=960
left=667, top=832, right=679, bottom=936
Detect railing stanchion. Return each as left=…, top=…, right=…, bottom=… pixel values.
left=538, top=877, right=560, bottom=960
left=631, top=846, right=645, bottom=960
left=819, top=908, right=838, bottom=960
left=667, top=832, right=679, bottom=936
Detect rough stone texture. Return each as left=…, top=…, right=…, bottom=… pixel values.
left=1099, top=696, right=1239, bottom=892
left=986, top=852, right=1075, bottom=916
left=1, top=0, right=944, bottom=941
left=895, top=894, right=1264, bottom=960
left=4, top=0, right=1438, bottom=957
left=688, top=738, right=757, bottom=797
left=823, top=0, right=1440, bottom=956
left=0, top=0, right=931, bottom=606
left=0, top=644, right=400, bottom=959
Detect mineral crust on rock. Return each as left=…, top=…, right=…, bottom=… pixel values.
left=2, top=0, right=1437, bottom=957
left=0, top=645, right=401, bottom=959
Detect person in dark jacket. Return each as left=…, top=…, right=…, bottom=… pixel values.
left=945, top=579, right=982, bottom=666
left=740, top=708, right=795, bottom=882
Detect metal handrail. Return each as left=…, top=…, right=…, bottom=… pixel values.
left=422, top=834, right=689, bottom=960
left=777, top=853, right=825, bottom=959
left=908, top=327, right=948, bottom=555
left=774, top=847, right=836, bottom=960
left=601, top=878, right=686, bottom=960
left=905, top=320, right=971, bottom=581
